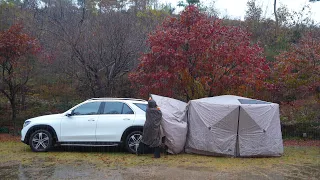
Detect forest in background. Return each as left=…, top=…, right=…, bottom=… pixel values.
left=0, top=0, right=319, bottom=136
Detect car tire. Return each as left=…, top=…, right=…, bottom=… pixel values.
left=29, top=129, right=53, bottom=152
left=125, top=131, right=143, bottom=154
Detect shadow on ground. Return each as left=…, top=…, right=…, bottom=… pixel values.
left=51, top=145, right=127, bottom=153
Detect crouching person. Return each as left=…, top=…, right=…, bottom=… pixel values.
left=137, top=98, right=162, bottom=158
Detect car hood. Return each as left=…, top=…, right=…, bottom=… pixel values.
left=28, top=114, right=64, bottom=122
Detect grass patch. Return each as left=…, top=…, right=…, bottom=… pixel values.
left=0, top=141, right=319, bottom=172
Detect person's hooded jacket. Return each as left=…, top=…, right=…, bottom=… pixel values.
left=141, top=99, right=162, bottom=147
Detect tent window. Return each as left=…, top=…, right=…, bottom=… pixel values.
left=238, top=99, right=270, bottom=104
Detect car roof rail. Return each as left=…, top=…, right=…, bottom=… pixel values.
left=89, top=98, right=147, bottom=102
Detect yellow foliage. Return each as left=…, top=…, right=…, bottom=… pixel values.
left=179, top=69, right=206, bottom=100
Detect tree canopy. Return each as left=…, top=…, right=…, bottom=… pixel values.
left=129, top=6, right=270, bottom=100
left=0, top=23, right=41, bottom=133
left=273, top=33, right=320, bottom=102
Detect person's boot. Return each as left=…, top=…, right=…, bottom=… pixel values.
left=154, top=147, right=160, bottom=158
left=136, top=142, right=144, bottom=156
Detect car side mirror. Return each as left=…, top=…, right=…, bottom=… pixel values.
left=66, top=111, right=73, bottom=117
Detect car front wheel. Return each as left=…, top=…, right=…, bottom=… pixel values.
left=125, top=131, right=143, bottom=154
left=29, top=130, right=52, bottom=152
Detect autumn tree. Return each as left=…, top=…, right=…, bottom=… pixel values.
left=245, top=0, right=262, bottom=24
left=0, top=1, right=22, bottom=31
left=272, top=33, right=320, bottom=102
left=244, top=0, right=263, bottom=43
left=0, top=23, right=40, bottom=134
left=129, top=6, right=269, bottom=100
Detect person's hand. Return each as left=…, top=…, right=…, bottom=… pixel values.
left=157, top=106, right=161, bottom=110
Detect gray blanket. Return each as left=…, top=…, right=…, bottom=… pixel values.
left=141, top=99, right=162, bottom=148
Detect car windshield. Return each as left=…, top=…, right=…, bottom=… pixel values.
left=134, top=103, right=147, bottom=112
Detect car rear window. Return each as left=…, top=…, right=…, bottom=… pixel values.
left=134, top=103, right=147, bottom=112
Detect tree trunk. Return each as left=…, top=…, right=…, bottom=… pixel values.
left=10, top=97, right=17, bottom=136
left=21, top=86, right=26, bottom=111
left=274, top=0, right=278, bottom=37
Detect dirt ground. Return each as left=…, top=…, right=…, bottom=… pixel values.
left=2, top=162, right=319, bottom=180
left=0, top=134, right=319, bottom=180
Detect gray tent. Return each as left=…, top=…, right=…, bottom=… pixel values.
left=151, top=94, right=188, bottom=154
left=185, top=95, right=284, bottom=157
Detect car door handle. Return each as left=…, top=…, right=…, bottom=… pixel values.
left=123, top=118, right=131, bottom=121
left=88, top=119, right=95, bottom=121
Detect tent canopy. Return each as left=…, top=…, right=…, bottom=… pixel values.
left=151, top=94, right=283, bottom=157
left=185, top=95, right=283, bottom=157
left=195, top=95, right=271, bottom=105
left=151, top=94, right=188, bottom=154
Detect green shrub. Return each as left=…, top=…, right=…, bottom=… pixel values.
left=0, top=127, right=9, bottom=133
left=282, top=122, right=320, bottom=139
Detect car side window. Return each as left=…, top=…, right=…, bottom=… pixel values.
left=103, top=102, right=134, bottom=114
left=72, top=102, right=101, bottom=115
left=133, top=103, right=147, bottom=112
left=122, top=103, right=134, bottom=114
left=104, top=102, right=122, bottom=114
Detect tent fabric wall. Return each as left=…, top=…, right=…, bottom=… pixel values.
left=238, top=104, right=283, bottom=157
left=185, top=102, right=239, bottom=156
left=151, top=94, right=188, bottom=154
left=150, top=94, right=283, bottom=157
left=185, top=95, right=283, bottom=157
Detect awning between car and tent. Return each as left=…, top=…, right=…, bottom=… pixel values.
left=151, top=94, right=188, bottom=154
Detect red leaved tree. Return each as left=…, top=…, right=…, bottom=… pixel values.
left=0, top=23, right=41, bottom=134
left=272, top=33, right=320, bottom=102
left=129, top=6, right=270, bottom=100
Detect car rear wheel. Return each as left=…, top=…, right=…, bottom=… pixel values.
left=125, top=131, right=143, bottom=154
left=29, top=130, right=53, bottom=152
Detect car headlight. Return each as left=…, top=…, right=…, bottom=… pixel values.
left=23, top=121, right=31, bottom=128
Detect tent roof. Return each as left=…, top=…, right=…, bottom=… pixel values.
left=192, top=95, right=272, bottom=105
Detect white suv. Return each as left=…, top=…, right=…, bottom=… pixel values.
left=21, top=98, right=147, bottom=153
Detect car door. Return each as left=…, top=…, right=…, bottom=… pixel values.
left=95, top=101, right=135, bottom=142
left=60, top=101, right=102, bottom=142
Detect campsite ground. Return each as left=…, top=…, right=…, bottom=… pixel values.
left=0, top=134, right=319, bottom=180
